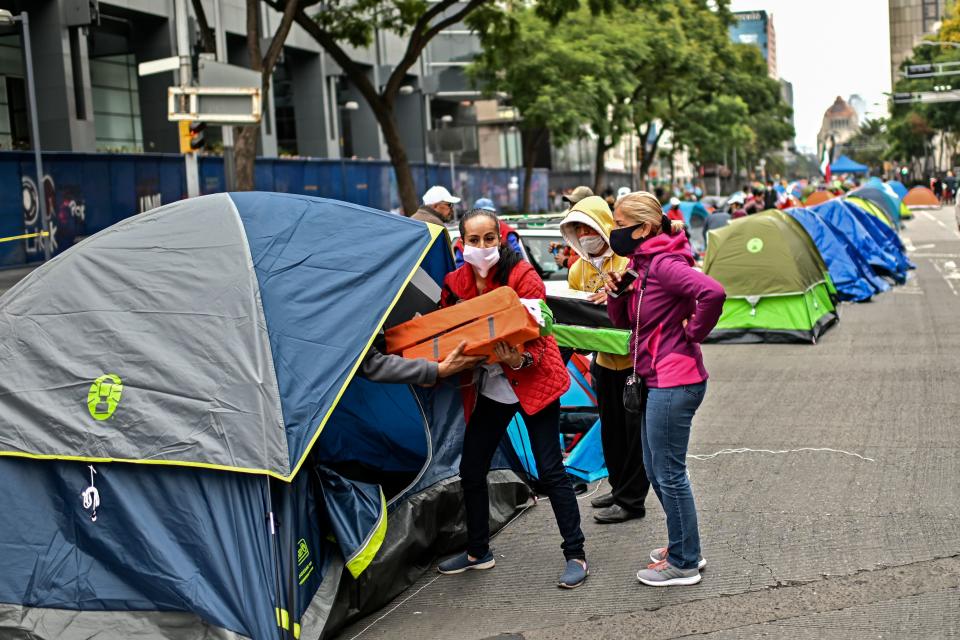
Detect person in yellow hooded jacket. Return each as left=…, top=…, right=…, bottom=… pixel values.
left=560, top=195, right=650, bottom=524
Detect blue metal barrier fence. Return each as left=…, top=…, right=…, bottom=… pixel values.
left=0, top=151, right=549, bottom=267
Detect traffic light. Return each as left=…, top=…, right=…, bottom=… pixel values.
left=189, top=121, right=206, bottom=151
left=178, top=120, right=206, bottom=153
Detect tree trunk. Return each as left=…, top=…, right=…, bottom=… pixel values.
left=521, top=129, right=545, bottom=212
left=638, top=141, right=659, bottom=191
left=593, top=139, right=608, bottom=194
left=234, top=125, right=259, bottom=190
left=378, top=108, right=419, bottom=215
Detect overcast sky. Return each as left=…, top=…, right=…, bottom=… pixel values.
left=728, top=0, right=892, bottom=154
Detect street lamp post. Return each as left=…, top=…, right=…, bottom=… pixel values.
left=400, top=84, right=430, bottom=191
left=0, top=10, right=51, bottom=261
left=337, top=101, right=359, bottom=199
left=440, top=114, right=454, bottom=191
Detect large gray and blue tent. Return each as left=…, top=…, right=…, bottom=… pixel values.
left=0, top=193, right=529, bottom=639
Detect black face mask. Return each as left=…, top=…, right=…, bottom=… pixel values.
left=609, top=223, right=648, bottom=256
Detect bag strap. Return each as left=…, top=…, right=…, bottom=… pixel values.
left=630, top=255, right=664, bottom=375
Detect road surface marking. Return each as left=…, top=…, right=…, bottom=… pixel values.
left=931, top=259, right=960, bottom=296
left=688, top=447, right=875, bottom=462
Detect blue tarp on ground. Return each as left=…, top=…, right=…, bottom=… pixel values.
left=784, top=207, right=883, bottom=302
left=830, top=155, right=869, bottom=174
left=808, top=200, right=900, bottom=288
left=507, top=358, right=608, bottom=483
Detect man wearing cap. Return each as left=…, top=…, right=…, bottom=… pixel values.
left=413, top=186, right=461, bottom=225
left=561, top=185, right=594, bottom=209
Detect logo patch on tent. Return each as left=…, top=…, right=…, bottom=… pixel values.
left=746, top=237, right=764, bottom=253
left=87, top=374, right=123, bottom=421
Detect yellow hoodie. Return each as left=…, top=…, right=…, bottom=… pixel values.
left=560, top=196, right=632, bottom=371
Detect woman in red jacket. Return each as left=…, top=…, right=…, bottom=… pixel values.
left=436, top=208, right=588, bottom=589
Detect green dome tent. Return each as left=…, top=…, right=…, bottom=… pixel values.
left=704, top=211, right=838, bottom=344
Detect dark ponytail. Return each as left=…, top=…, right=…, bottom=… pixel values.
left=458, top=208, right=521, bottom=285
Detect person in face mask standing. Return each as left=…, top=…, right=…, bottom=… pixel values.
left=559, top=195, right=650, bottom=524
left=604, top=192, right=725, bottom=588
left=436, top=208, right=589, bottom=589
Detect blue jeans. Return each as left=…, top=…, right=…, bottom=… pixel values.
left=641, top=382, right=706, bottom=570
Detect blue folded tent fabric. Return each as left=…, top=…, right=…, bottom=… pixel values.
left=842, top=200, right=915, bottom=278
left=808, top=200, right=900, bottom=288
left=784, top=207, right=881, bottom=302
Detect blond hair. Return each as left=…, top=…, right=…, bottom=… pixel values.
left=615, top=191, right=685, bottom=236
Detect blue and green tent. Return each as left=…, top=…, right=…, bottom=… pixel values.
left=0, top=193, right=529, bottom=639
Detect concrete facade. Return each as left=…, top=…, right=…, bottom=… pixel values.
left=0, top=0, right=514, bottom=168
left=888, top=0, right=948, bottom=86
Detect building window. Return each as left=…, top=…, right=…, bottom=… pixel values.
left=90, top=53, right=143, bottom=152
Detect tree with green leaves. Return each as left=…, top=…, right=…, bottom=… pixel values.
left=244, top=0, right=638, bottom=214
left=845, top=118, right=888, bottom=174
left=468, top=7, right=602, bottom=210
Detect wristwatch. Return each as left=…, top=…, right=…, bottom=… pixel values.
left=510, top=351, right=534, bottom=370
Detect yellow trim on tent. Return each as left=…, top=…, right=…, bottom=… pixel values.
left=284, top=222, right=445, bottom=482
left=275, top=608, right=301, bottom=638
left=345, top=488, right=389, bottom=579
left=0, top=223, right=448, bottom=484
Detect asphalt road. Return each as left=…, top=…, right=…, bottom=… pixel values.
left=338, top=206, right=960, bottom=640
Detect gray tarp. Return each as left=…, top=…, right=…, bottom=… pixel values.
left=0, top=194, right=289, bottom=475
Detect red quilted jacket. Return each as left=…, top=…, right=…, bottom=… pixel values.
left=442, top=260, right=570, bottom=419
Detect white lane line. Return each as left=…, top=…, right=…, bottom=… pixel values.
left=937, top=219, right=947, bottom=228
left=931, top=259, right=959, bottom=296
left=921, top=211, right=938, bottom=222
left=688, top=447, right=875, bottom=463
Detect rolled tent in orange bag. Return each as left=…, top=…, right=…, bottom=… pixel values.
left=384, top=287, right=541, bottom=363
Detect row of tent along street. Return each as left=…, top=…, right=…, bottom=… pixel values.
left=702, top=180, right=915, bottom=344
left=0, top=181, right=919, bottom=639
left=504, top=183, right=918, bottom=503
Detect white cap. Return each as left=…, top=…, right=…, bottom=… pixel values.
left=617, top=186, right=631, bottom=199
left=422, top=185, right=461, bottom=206
left=669, top=197, right=681, bottom=206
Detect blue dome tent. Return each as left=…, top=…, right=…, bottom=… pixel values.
left=0, top=193, right=529, bottom=639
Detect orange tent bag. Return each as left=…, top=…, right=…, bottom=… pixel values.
left=384, top=287, right=540, bottom=363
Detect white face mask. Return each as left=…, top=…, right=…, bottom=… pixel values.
left=463, top=245, right=501, bottom=277
left=579, top=234, right=608, bottom=257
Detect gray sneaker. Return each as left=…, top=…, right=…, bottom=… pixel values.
left=637, top=560, right=701, bottom=586
left=649, top=546, right=706, bottom=570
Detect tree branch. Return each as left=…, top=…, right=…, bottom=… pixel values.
left=191, top=0, right=217, bottom=54
left=260, top=0, right=301, bottom=83
left=385, top=0, right=488, bottom=100
left=246, top=0, right=262, bottom=72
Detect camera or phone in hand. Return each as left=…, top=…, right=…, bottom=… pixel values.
left=607, top=269, right=639, bottom=299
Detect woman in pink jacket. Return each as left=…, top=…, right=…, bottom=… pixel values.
left=605, top=191, right=725, bottom=587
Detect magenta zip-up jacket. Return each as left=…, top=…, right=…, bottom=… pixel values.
left=607, top=231, right=726, bottom=388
